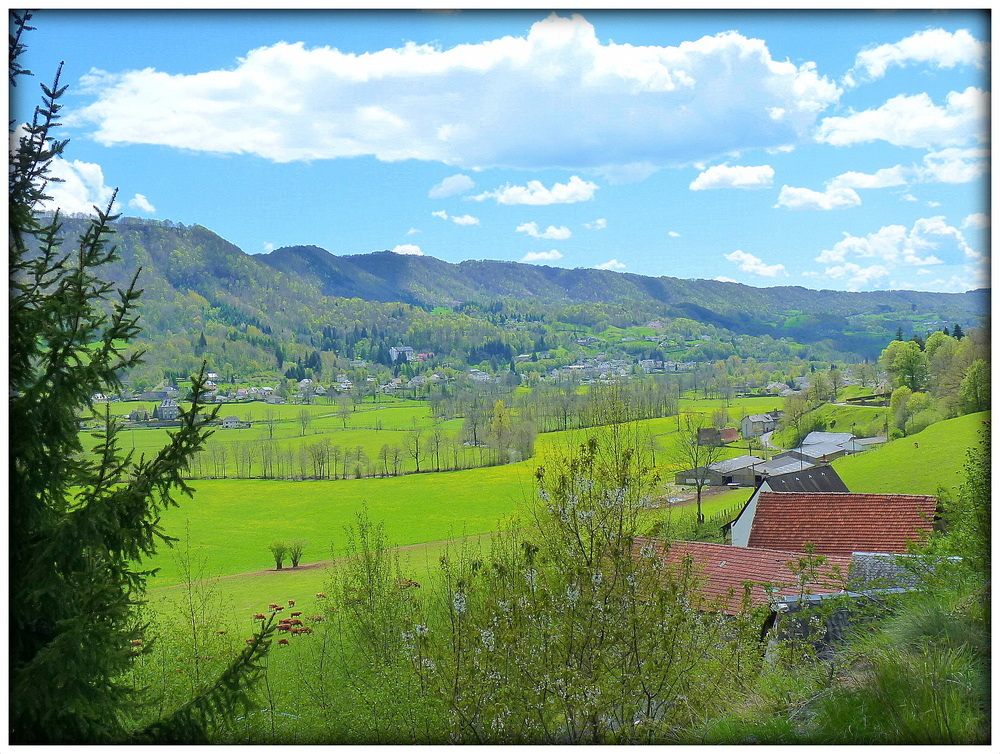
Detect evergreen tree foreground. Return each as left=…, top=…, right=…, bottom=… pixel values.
left=9, top=13, right=273, bottom=742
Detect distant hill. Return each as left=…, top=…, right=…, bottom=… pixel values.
left=38, top=215, right=987, bottom=363
left=258, top=243, right=987, bottom=356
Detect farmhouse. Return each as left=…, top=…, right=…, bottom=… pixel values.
left=728, top=466, right=850, bottom=547
left=674, top=455, right=765, bottom=488
left=740, top=410, right=782, bottom=438
left=634, top=537, right=851, bottom=616
left=697, top=427, right=739, bottom=446
left=152, top=398, right=181, bottom=420
left=745, top=492, right=938, bottom=556
left=221, top=416, right=250, bottom=429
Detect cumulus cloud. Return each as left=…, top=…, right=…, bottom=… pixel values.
left=815, top=88, right=987, bottom=149
left=391, top=244, right=424, bottom=255
left=962, top=213, right=989, bottom=229
left=713, top=276, right=739, bottom=283
left=845, top=28, right=987, bottom=86
left=821, top=262, right=891, bottom=290
left=516, top=221, right=572, bottom=240
left=724, top=249, right=786, bottom=277
left=583, top=218, right=607, bottom=230
left=668, top=230, right=681, bottom=237
left=70, top=14, right=840, bottom=171
left=522, top=249, right=563, bottom=263
left=689, top=163, right=774, bottom=190
left=428, top=173, right=475, bottom=198
left=432, top=210, right=479, bottom=225
left=128, top=193, right=155, bottom=213
left=39, top=157, right=116, bottom=215
left=774, top=185, right=861, bottom=210
left=471, top=175, right=597, bottom=205
left=815, top=217, right=973, bottom=271
left=594, top=259, right=626, bottom=270
left=828, top=147, right=988, bottom=191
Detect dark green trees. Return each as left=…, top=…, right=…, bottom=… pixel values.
left=9, top=13, right=272, bottom=742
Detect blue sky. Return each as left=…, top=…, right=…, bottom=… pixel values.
left=16, top=9, right=989, bottom=293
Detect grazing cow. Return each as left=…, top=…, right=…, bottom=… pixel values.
left=315, top=592, right=327, bottom=599
left=268, top=603, right=279, bottom=610
left=278, top=638, right=289, bottom=645
left=290, top=619, right=303, bottom=626
left=301, top=626, right=313, bottom=634
left=290, top=611, right=302, bottom=617
left=253, top=613, right=266, bottom=620
left=288, top=599, right=295, bottom=607
left=216, top=630, right=227, bottom=635
left=130, top=640, right=143, bottom=646
left=274, top=606, right=284, bottom=612
left=310, top=615, right=325, bottom=622
left=277, top=624, right=291, bottom=632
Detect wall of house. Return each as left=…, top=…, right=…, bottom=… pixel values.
left=730, top=481, right=770, bottom=547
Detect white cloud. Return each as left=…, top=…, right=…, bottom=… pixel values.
left=845, top=28, right=986, bottom=85
left=962, top=213, right=989, bottom=229
left=689, top=163, right=774, bottom=190
left=724, top=249, right=786, bottom=277
left=821, top=262, right=891, bottom=290
left=668, top=230, right=681, bottom=237
left=828, top=166, right=909, bottom=190
left=471, top=175, right=597, bottom=205
left=774, top=185, right=861, bottom=210
left=406, top=227, right=421, bottom=235
left=714, top=276, right=739, bottom=283
left=926, top=201, right=941, bottom=208
left=583, top=218, right=607, bottom=230
left=815, top=88, right=987, bottom=149
left=39, top=157, right=116, bottom=215
left=71, top=14, right=840, bottom=171
left=263, top=242, right=274, bottom=252
left=128, top=193, right=155, bottom=213
left=827, top=147, right=988, bottom=191
left=391, top=244, right=424, bottom=255
left=428, top=173, right=475, bottom=198
left=521, top=249, right=563, bottom=263
left=901, top=193, right=918, bottom=202
left=432, top=210, right=480, bottom=225
left=594, top=259, right=626, bottom=270
left=516, top=221, right=572, bottom=240
left=815, top=217, right=973, bottom=270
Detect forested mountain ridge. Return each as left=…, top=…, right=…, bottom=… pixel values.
left=40, top=214, right=986, bottom=386
left=260, top=242, right=986, bottom=352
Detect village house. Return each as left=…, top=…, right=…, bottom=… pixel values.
left=152, top=398, right=181, bottom=420
left=389, top=346, right=415, bottom=362
left=740, top=410, right=783, bottom=438
left=697, top=427, right=739, bottom=446
left=220, top=415, right=250, bottom=429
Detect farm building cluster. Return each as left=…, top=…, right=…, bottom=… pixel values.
left=639, top=464, right=940, bottom=647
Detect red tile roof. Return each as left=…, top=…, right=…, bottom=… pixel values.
left=747, top=492, right=937, bottom=556
left=633, top=537, right=851, bottom=615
